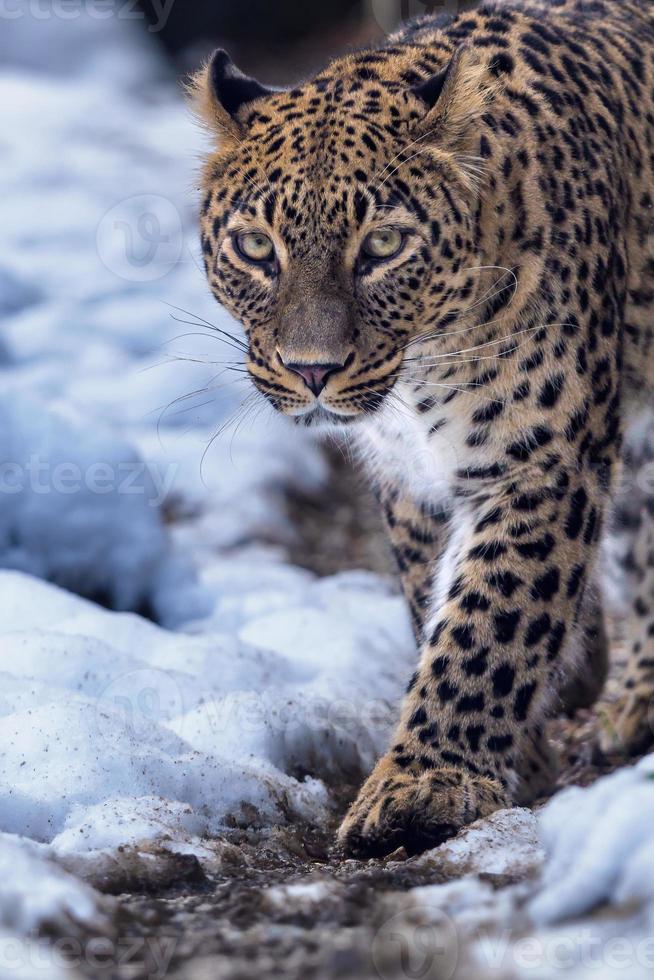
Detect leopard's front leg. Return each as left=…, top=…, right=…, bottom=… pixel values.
left=377, top=486, right=450, bottom=643
left=339, top=469, right=607, bottom=857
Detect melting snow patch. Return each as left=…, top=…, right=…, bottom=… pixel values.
left=263, top=879, right=344, bottom=918
left=530, top=755, right=654, bottom=925
left=0, top=834, right=112, bottom=937
left=415, top=808, right=545, bottom=880
left=0, top=567, right=412, bottom=886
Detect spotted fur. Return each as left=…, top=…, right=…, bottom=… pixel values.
left=192, top=0, right=654, bottom=857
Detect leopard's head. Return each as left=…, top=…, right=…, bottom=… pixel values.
left=192, top=46, right=496, bottom=427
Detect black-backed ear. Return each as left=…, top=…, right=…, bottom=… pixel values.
left=188, top=49, right=276, bottom=144
left=409, top=45, right=495, bottom=150
left=209, top=49, right=275, bottom=121
left=411, top=61, right=452, bottom=111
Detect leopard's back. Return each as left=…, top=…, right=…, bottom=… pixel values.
left=396, top=0, right=654, bottom=403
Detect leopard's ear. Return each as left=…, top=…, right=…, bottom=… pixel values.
left=410, top=45, right=496, bottom=150
left=189, top=49, right=276, bottom=143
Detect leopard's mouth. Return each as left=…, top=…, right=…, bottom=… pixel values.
left=248, top=359, right=398, bottom=424
left=293, top=405, right=364, bottom=428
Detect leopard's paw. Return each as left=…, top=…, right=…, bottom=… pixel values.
left=337, top=755, right=508, bottom=859
left=597, top=684, right=654, bottom=757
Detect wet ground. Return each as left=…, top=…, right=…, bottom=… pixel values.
left=114, top=823, right=468, bottom=980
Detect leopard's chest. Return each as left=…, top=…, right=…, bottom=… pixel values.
left=356, top=385, right=484, bottom=505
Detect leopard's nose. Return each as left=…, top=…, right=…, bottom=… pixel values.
left=283, top=360, right=346, bottom=396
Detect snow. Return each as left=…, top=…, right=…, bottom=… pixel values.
left=530, top=756, right=654, bottom=925
left=0, top=16, right=326, bottom=626
left=0, top=395, right=173, bottom=616
left=395, top=768, right=654, bottom=979
left=0, top=833, right=113, bottom=979
left=264, top=879, right=343, bottom=915
left=414, top=807, right=544, bottom=879
left=0, top=835, right=111, bottom=939
left=0, top=569, right=414, bottom=857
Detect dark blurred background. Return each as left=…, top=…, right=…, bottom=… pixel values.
left=135, top=0, right=477, bottom=83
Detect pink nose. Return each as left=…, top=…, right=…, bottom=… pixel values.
left=284, top=361, right=344, bottom=397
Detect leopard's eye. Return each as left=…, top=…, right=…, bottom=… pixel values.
left=235, top=231, right=275, bottom=263
left=361, top=227, right=404, bottom=261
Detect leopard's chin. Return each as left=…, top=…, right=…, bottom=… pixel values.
left=293, top=405, right=364, bottom=429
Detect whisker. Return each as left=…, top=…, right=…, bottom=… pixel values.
left=375, top=146, right=439, bottom=193
left=400, top=266, right=519, bottom=352
left=155, top=370, right=244, bottom=439
left=200, top=391, right=260, bottom=484
left=162, top=303, right=248, bottom=351
left=367, top=122, right=445, bottom=192
left=467, top=266, right=518, bottom=306
left=166, top=315, right=248, bottom=356
left=163, top=327, right=247, bottom=357
left=229, top=396, right=268, bottom=462
left=411, top=320, right=577, bottom=365
left=458, top=273, right=519, bottom=318
left=405, top=343, right=527, bottom=370
left=401, top=379, right=507, bottom=405
left=404, top=324, right=542, bottom=362
left=163, top=351, right=246, bottom=368
left=166, top=396, right=223, bottom=419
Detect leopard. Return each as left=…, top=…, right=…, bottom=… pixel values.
left=190, top=0, right=654, bottom=858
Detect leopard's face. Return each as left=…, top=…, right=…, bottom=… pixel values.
left=196, top=49, right=488, bottom=427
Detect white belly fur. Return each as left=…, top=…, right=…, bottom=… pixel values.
left=355, top=387, right=480, bottom=638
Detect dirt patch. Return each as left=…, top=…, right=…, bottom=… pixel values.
left=286, top=443, right=393, bottom=579
left=96, top=820, right=500, bottom=980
